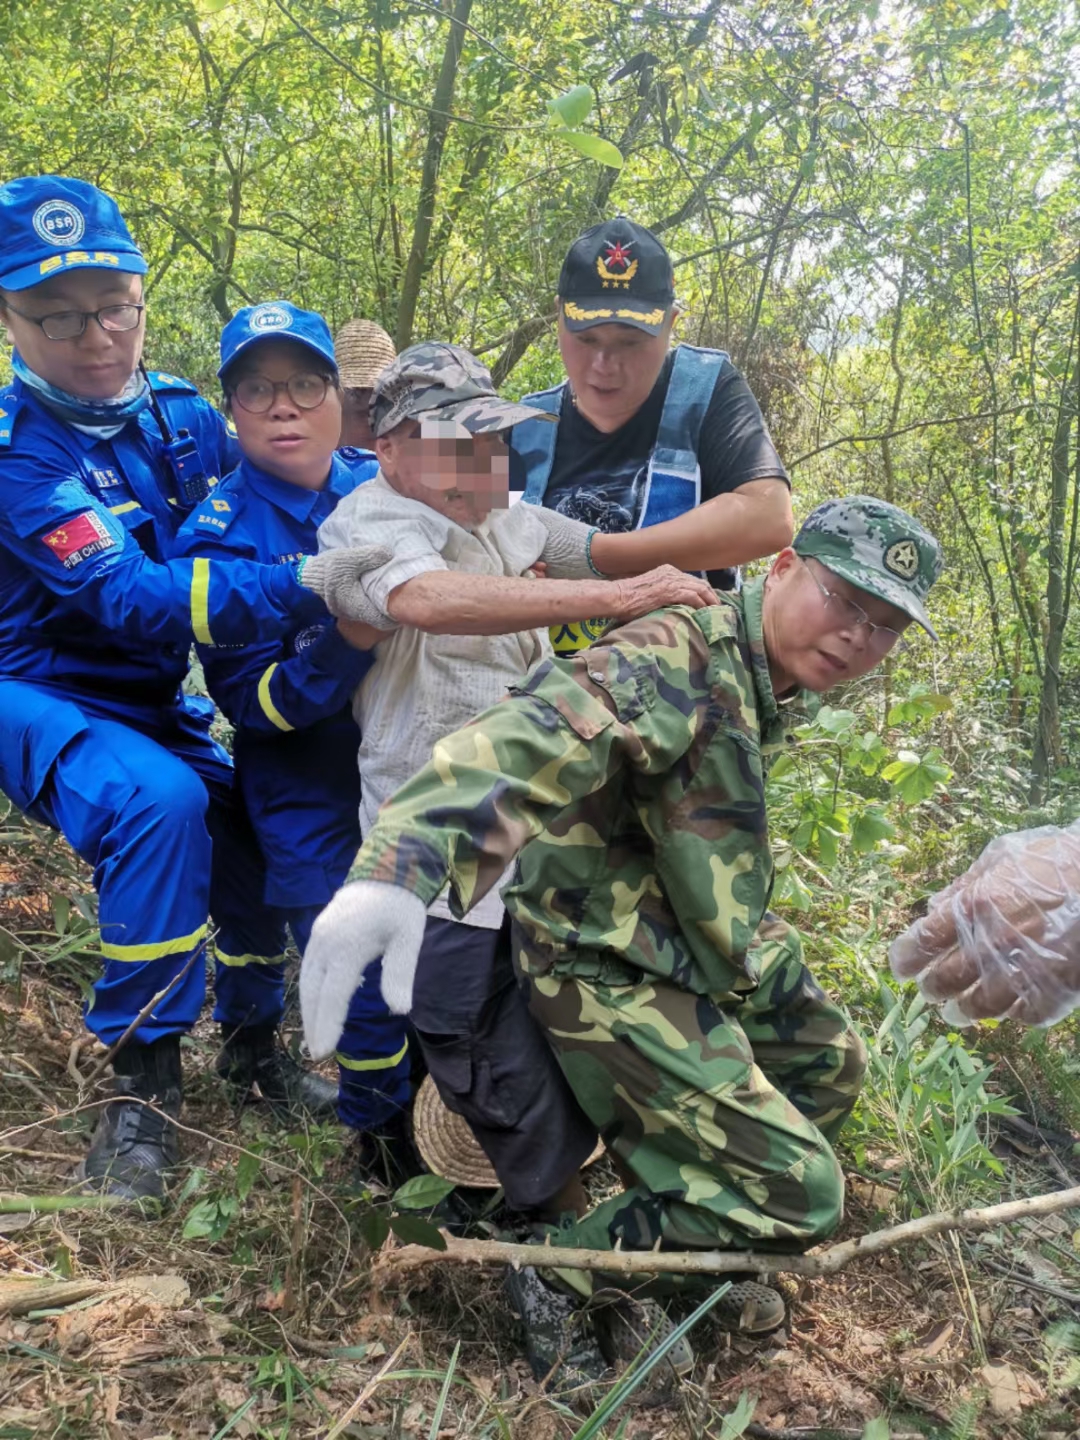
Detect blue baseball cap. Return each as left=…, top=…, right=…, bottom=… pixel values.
left=218, top=302, right=338, bottom=379
left=0, top=176, right=148, bottom=292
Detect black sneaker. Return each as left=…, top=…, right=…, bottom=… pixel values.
left=80, top=1035, right=182, bottom=1203
left=589, top=1287, right=694, bottom=1384
left=503, top=1265, right=610, bottom=1403
left=218, top=1022, right=338, bottom=1122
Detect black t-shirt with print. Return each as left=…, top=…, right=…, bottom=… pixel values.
left=510, top=349, right=788, bottom=590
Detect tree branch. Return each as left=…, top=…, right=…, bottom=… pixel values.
left=381, top=1183, right=1080, bottom=1278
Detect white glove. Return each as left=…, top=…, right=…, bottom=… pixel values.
left=300, top=881, right=429, bottom=1057
left=299, top=547, right=395, bottom=627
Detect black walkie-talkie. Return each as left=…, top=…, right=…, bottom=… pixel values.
left=140, top=363, right=211, bottom=507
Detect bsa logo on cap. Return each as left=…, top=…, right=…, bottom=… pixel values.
left=32, top=199, right=85, bottom=247
left=250, top=303, right=293, bottom=332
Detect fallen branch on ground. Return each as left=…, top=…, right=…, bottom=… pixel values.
left=381, top=1183, right=1080, bottom=1279
left=747, top=1427, right=921, bottom=1440
left=0, top=1272, right=188, bottom=1317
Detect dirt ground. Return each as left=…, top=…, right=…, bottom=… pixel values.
left=2, top=844, right=1079, bottom=1439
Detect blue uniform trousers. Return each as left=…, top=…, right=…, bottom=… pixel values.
left=3, top=680, right=285, bottom=1044
left=285, top=908, right=411, bottom=1132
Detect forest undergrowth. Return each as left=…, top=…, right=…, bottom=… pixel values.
left=2, top=672, right=1079, bottom=1440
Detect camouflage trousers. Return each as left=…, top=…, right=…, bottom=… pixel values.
left=520, top=917, right=867, bottom=1291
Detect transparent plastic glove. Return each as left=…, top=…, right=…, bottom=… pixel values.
left=889, top=821, right=1080, bottom=1027
left=300, top=881, right=428, bottom=1057
left=299, top=547, right=394, bottom=626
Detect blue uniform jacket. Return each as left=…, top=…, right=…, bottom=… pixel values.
left=0, top=373, right=328, bottom=698
left=171, top=450, right=379, bottom=907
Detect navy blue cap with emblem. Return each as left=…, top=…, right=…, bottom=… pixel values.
left=218, top=302, right=338, bottom=379
left=0, top=176, right=148, bottom=292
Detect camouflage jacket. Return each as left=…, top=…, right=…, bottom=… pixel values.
left=349, top=575, right=801, bottom=997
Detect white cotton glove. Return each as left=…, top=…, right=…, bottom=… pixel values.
left=300, top=881, right=429, bottom=1057
left=527, top=505, right=605, bottom=579
left=299, top=547, right=394, bottom=626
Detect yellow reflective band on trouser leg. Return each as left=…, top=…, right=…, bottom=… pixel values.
left=257, top=662, right=294, bottom=732
left=215, top=951, right=288, bottom=968
left=100, top=923, right=209, bottom=962
left=191, top=557, right=213, bottom=645
left=336, top=1038, right=409, bottom=1071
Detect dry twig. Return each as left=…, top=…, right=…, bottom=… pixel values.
left=383, top=1184, right=1080, bottom=1278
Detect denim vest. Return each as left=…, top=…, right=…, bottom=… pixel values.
left=510, top=344, right=730, bottom=652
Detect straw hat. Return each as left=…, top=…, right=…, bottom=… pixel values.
left=412, top=1073, right=604, bottom=1189
left=335, top=318, right=397, bottom=390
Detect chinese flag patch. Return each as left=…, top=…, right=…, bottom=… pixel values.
left=42, top=511, right=117, bottom=569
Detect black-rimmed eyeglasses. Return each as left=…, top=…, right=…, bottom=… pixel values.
left=3, top=301, right=144, bottom=340
left=230, top=373, right=332, bottom=414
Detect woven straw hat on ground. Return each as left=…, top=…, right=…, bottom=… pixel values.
left=335, top=318, right=397, bottom=390
left=412, top=1073, right=604, bottom=1189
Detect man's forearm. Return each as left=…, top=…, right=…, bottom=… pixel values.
left=591, top=479, right=793, bottom=576
left=386, top=569, right=618, bottom=634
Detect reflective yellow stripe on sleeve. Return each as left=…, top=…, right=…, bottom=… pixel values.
left=109, top=500, right=140, bottom=516
left=257, top=663, right=294, bottom=732
left=101, top=923, right=208, bottom=962
left=191, top=557, right=213, bottom=644
left=336, top=1038, right=409, bottom=1072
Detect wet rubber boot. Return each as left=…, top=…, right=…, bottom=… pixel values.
left=218, top=1022, right=338, bottom=1122
left=81, top=1035, right=183, bottom=1204
left=711, top=1276, right=786, bottom=1334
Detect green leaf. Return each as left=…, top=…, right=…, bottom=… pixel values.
left=718, top=1390, right=756, bottom=1438
left=235, top=1146, right=261, bottom=1202
left=547, top=84, right=594, bottom=128
left=182, top=1197, right=221, bottom=1240
left=428, top=1340, right=461, bottom=1440
left=388, top=1214, right=448, bottom=1250
left=556, top=131, right=624, bottom=168
left=861, top=1418, right=891, bottom=1440
left=392, top=1173, right=456, bottom=1210
left=815, top=705, right=857, bottom=736
left=51, top=895, right=70, bottom=936
left=357, top=1209, right=390, bottom=1250
left=851, top=807, right=896, bottom=854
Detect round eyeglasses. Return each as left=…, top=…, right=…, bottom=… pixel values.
left=802, top=558, right=909, bottom=657
left=4, top=301, right=145, bottom=340
left=230, top=372, right=332, bottom=414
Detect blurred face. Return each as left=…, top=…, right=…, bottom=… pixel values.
left=763, top=551, right=913, bottom=695
left=340, top=385, right=376, bottom=449
left=376, top=419, right=510, bottom=528
left=0, top=269, right=145, bottom=399
left=557, top=308, right=676, bottom=433
left=226, top=339, right=342, bottom=490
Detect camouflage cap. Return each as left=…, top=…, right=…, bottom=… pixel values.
left=793, top=495, right=943, bottom=639
left=370, top=341, right=556, bottom=439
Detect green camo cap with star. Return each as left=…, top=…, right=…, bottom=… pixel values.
left=794, top=495, right=943, bottom=639
left=370, top=341, right=556, bottom=439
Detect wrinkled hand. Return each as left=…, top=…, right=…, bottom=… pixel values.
left=889, top=823, right=1080, bottom=1026
left=336, top=616, right=391, bottom=650
left=300, top=880, right=428, bottom=1057
left=299, top=546, right=395, bottom=627
left=609, top=565, right=717, bottom=621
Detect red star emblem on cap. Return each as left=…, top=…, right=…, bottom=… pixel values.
left=604, top=240, right=634, bottom=271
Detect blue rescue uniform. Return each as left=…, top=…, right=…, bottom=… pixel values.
left=0, top=373, right=328, bottom=1045
left=172, top=450, right=411, bottom=1130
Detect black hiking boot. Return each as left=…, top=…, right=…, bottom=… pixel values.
left=503, top=1265, right=610, bottom=1405
left=350, top=1108, right=424, bottom=1192
left=218, top=1022, right=338, bottom=1122
left=80, top=1035, right=183, bottom=1204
